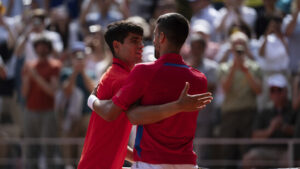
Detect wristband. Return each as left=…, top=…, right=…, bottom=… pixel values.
left=87, top=95, right=98, bottom=111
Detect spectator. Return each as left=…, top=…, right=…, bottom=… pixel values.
left=242, top=74, right=295, bottom=169
left=0, top=5, right=19, bottom=168
left=1, top=0, right=24, bottom=17
left=152, top=0, right=177, bottom=19
left=218, top=31, right=262, bottom=168
left=79, top=0, right=123, bottom=28
left=189, top=0, right=221, bottom=42
left=283, top=0, right=300, bottom=76
left=188, top=33, right=219, bottom=164
left=56, top=41, right=96, bottom=168
left=257, top=12, right=289, bottom=111
left=126, top=0, right=157, bottom=21
left=258, top=13, right=289, bottom=74
left=215, top=0, right=257, bottom=41
left=84, top=24, right=111, bottom=80
left=254, top=0, right=278, bottom=39
left=216, top=25, right=257, bottom=63
left=47, top=6, right=72, bottom=50
left=190, top=19, right=220, bottom=61
left=22, top=35, right=61, bottom=169
left=15, top=8, right=63, bottom=62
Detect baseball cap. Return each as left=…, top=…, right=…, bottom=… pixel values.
left=191, top=19, right=211, bottom=35
left=267, top=74, right=287, bottom=88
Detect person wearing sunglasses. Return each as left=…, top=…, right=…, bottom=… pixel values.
left=242, top=73, right=296, bottom=169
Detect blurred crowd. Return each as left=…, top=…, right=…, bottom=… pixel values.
left=0, top=0, right=300, bottom=169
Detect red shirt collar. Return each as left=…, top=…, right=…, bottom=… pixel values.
left=156, top=53, right=185, bottom=64
left=112, top=58, right=131, bottom=72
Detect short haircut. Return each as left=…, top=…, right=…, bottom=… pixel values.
left=104, top=20, right=143, bottom=56
left=33, top=36, right=53, bottom=51
left=156, top=13, right=189, bottom=48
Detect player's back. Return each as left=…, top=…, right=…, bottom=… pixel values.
left=133, top=53, right=207, bottom=164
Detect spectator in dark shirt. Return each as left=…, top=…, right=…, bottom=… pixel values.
left=242, top=73, right=296, bottom=169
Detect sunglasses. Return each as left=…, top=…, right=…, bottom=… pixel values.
left=270, top=87, right=284, bottom=93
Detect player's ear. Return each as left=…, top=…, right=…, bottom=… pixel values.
left=159, top=32, right=166, bottom=43
left=113, top=40, right=120, bottom=53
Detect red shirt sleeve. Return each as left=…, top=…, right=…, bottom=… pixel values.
left=112, top=64, right=148, bottom=111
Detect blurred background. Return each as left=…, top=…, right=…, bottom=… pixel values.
left=0, top=0, right=300, bottom=168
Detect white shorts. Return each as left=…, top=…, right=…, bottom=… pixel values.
left=131, top=161, right=200, bottom=169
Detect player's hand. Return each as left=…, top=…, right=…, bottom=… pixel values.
left=177, top=82, right=213, bottom=112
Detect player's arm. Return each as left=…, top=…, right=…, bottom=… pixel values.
left=88, top=82, right=213, bottom=122
left=88, top=84, right=123, bottom=121
left=126, top=82, right=213, bottom=125
left=92, top=99, right=122, bottom=121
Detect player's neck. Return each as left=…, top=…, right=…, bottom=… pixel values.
left=160, top=50, right=180, bottom=56
left=160, top=46, right=180, bottom=56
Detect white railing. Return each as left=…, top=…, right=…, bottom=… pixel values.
left=0, top=138, right=300, bottom=168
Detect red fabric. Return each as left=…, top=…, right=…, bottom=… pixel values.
left=112, top=53, right=207, bottom=165
left=25, top=58, right=61, bottom=111
left=78, top=58, right=132, bottom=169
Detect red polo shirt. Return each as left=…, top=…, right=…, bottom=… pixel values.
left=78, top=58, right=132, bottom=169
left=112, top=53, right=207, bottom=165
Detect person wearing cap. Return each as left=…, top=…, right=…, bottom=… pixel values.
left=57, top=41, right=97, bottom=168
left=218, top=31, right=262, bottom=168
left=188, top=33, right=219, bottom=163
left=190, top=19, right=220, bottom=61
left=242, top=73, right=296, bottom=169
left=22, top=35, right=62, bottom=169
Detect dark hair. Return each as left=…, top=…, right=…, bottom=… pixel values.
left=156, top=13, right=189, bottom=48
left=33, top=36, right=53, bottom=51
left=228, top=22, right=252, bottom=39
left=104, top=20, right=143, bottom=56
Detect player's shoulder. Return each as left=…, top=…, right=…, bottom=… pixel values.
left=190, top=67, right=207, bottom=79
left=101, top=66, right=128, bottom=82
left=132, top=62, right=156, bottom=73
